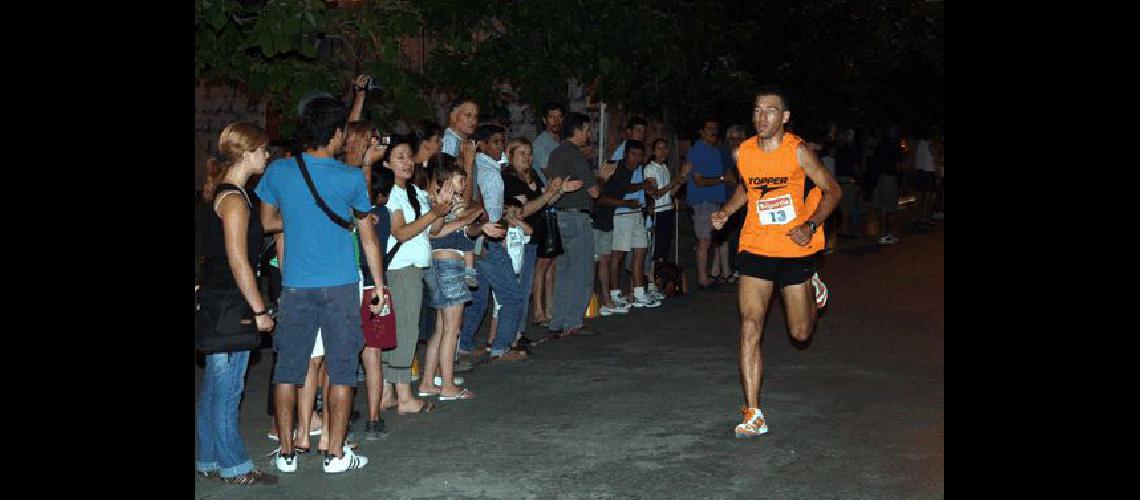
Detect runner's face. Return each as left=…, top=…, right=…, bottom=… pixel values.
left=753, top=95, right=789, bottom=139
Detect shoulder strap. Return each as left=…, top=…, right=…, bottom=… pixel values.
left=212, top=183, right=251, bottom=213
left=382, top=185, right=422, bottom=273
left=295, top=154, right=354, bottom=230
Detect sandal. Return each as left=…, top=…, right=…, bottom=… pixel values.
left=439, top=388, right=475, bottom=401
left=223, top=470, right=279, bottom=485
left=398, top=401, right=438, bottom=415
left=417, top=387, right=441, bottom=398
left=491, top=350, right=528, bottom=361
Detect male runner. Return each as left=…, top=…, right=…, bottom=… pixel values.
left=711, top=88, right=841, bottom=438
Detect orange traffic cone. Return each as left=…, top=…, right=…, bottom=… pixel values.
left=585, top=292, right=601, bottom=319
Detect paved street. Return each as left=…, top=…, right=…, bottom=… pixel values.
left=195, top=218, right=944, bottom=499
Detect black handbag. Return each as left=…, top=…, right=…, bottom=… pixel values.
left=196, top=288, right=262, bottom=353
left=538, top=210, right=564, bottom=257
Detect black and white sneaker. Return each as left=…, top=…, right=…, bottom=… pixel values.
left=273, top=449, right=298, bottom=473
left=323, top=448, right=369, bottom=473
left=365, top=419, right=389, bottom=440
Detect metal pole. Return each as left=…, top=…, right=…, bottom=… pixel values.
left=598, top=102, right=606, bottom=167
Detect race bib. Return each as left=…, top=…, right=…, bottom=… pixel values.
left=756, top=194, right=796, bottom=226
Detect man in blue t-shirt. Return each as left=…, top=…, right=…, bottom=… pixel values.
left=255, top=98, right=386, bottom=474
left=684, top=118, right=731, bottom=288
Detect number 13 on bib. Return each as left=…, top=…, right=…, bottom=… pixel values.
left=756, top=194, right=796, bottom=225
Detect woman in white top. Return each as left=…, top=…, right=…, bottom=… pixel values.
left=382, top=135, right=455, bottom=414
left=643, top=138, right=691, bottom=296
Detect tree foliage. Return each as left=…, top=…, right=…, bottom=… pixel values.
left=195, top=0, right=428, bottom=134
left=414, top=0, right=757, bottom=134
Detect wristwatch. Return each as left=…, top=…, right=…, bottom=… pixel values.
left=253, top=310, right=269, bottom=316
left=804, top=220, right=818, bottom=233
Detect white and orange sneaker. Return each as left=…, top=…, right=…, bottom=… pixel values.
left=811, top=272, right=829, bottom=309
left=734, top=406, right=769, bottom=438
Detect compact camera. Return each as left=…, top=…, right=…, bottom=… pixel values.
left=359, top=75, right=382, bottom=93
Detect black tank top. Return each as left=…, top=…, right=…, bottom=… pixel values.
left=201, top=183, right=264, bottom=290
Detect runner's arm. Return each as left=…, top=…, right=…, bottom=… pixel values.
left=784, top=144, right=842, bottom=246
left=711, top=184, right=748, bottom=230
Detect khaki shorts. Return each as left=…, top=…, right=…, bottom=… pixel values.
left=612, top=212, right=649, bottom=251
left=593, top=228, right=613, bottom=261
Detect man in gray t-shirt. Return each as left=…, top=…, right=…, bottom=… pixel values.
left=545, top=113, right=616, bottom=337
left=547, top=142, right=597, bottom=210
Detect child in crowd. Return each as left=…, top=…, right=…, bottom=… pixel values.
left=501, top=197, right=533, bottom=275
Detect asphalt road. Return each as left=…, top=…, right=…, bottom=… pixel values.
left=194, top=219, right=944, bottom=499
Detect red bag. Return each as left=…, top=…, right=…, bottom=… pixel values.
left=361, top=287, right=397, bottom=350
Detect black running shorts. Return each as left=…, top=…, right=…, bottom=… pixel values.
left=737, top=251, right=817, bottom=288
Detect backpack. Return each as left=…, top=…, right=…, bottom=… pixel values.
left=654, top=260, right=688, bottom=298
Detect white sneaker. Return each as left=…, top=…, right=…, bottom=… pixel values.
left=274, top=449, right=298, bottom=473
left=878, top=234, right=899, bottom=245
left=649, top=290, right=667, bottom=301
left=433, top=375, right=464, bottom=386
left=631, top=295, right=661, bottom=308
left=611, top=294, right=631, bottom=308
left=811, top=272, right=829, bottom=309
left=599, top=305, right=629, bottom=316
left=323, top=448, right=369, bottom=473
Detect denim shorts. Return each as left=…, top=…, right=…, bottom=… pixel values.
left=426, top=258, right=472, bottom=309
left=271, top=283, right=364, bottom=386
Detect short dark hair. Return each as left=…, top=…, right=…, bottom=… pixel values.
left=542, top=102, right=564, bottom=119
left=627, top=116, right=648, bottom=130
left=562, top=112, right=591, bottom=140
left=473, top=123, right=505, bottom=143
left=428, top=154, right=464, bottom=189
left=755, top=86, right=791, bottom=111
left=413, top=120, right=444, bottom=154
left=625, top=139, right=645, bottom=153
left=297, top=98, right=348, bottom=151
left=380, top=133, right=416, bottom=166
left=449, top=96, right=478, bottom=116
left=503, top=196, right=523, bottom=209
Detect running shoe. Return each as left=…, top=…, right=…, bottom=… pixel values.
left=878, top=234, right=899, bottom=245
left=631, top=295, right=662, bottom=308
left=322, top=448, right=369, bottom=473
left=811, top=272, right=829, bottom=309
left=599, top=304, right=630, bottom=316
left=273, top=449, right=298, bottom=473
left=611, top=294, right=631, bottom=308
left=734, top=407, right=769, bottom=438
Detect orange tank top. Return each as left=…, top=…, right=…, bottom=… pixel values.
left=737, top=132, right=824, bottom=258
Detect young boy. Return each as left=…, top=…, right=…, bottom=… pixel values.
left=501, top=197, right=533, bottom=275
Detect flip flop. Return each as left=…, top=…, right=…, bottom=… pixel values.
left=398, top=401, right=438, bottom=415
left=438, top=388, right=475, bottom=401
left=417, top=388, right=441, bottom=397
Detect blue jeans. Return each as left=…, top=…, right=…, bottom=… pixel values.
left=548, top=211, right=595, bottom=331
left=460, top=243, right=524, bottom=356
left=196, top=351, right=254, bottom=478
